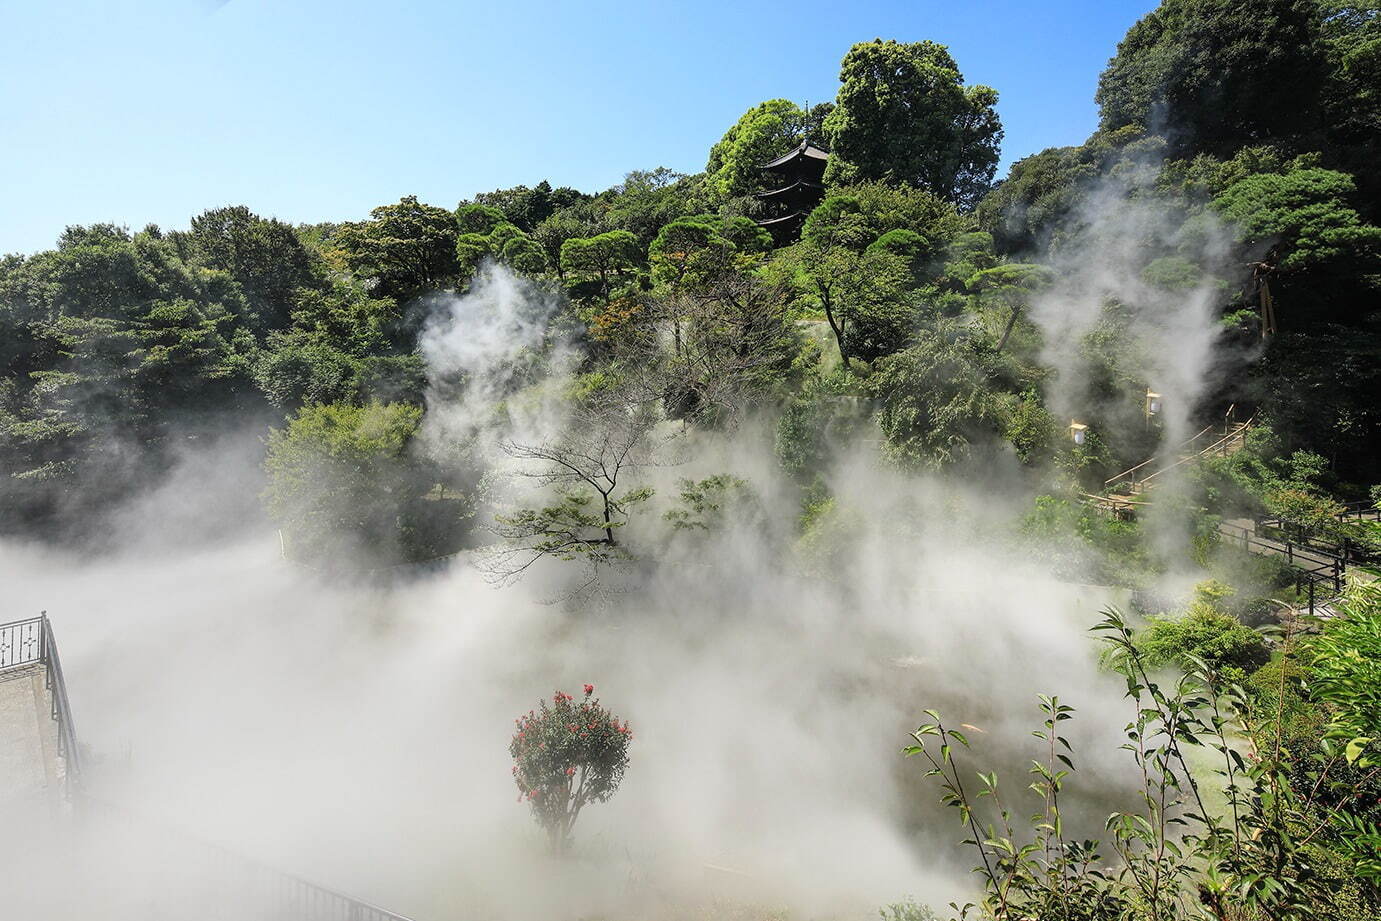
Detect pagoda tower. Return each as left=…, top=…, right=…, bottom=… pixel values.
left=755, top=140, right=829, bottom=246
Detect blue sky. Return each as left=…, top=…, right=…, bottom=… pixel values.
left=1, top=0, right=1156, bottom=255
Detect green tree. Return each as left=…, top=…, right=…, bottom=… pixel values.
left=455, top=204, right=506, bottom=236
left=600, top=168, right=702, bottom=247
left=336, top=196, right=460, bottom=300
left=647, top=218, right=734, bottom=291
left=263, top=401, right=457, bottom=563
left=177, top=205, right=320, bottom=329
left=488, top=394, right=657, bottom=587
left=1095, top=0, right=1328, bottom=156
left=0, top=226, right=260, bottom=526
left=870, top=336, right=1005, bottom=467
left=559, top=230, right=641, bottom=304
left=472, top=180, right=588, bottom=232
left=1318, top=2, right=1381, bottom=211
left=1212, top=167, right=1381, bottom=272
left=788, top=241, right=913, bottom=365
left=532, top=207, right=608, bottom=280
left=1306, top=581, right=1381, bottom=765
left=801, top=183, right=968, bottom=259
left=251, top=333, right=361, bottom=409
left=717, top=215, right=773, bottom=254
left=456, top=218, right=549, bottom=281
left=966, top=262, right=1055, bottom=353
left=1133, top=599, right=1270, bottom=676
left=823, top=40, right=1002, bottom=209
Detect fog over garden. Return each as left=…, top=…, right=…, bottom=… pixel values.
left=2, top=3, right=1381, bottom=920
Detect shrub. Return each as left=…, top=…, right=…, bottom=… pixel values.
left=878, top=898, right=939, bottom=921
left=510, top=685, right=632, bottom=851
left=1133, top=590, right=1269, bottom=677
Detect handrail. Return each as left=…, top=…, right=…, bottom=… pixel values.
left=1137, top=420, right=1252, bottom=490
left=1218, top=521, right=1346, bottom=593
left=1081, top=492, right=1149, bottom=509
left=1339, top=500, right=1381, bottom=520
left=40, top=614, right=81, bottom=781
left=1104, top=423, right=1216, bottom=489
left=3, top=615, right=417, bottom=921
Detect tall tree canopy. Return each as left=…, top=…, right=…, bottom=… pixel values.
left=174, top=206, right=319, bottom=330
left=336, top=196, right=460, bottom=301
left=1094, top=0, right=1328, bottom=156
left=471, top=180, right=589, bottom=232
left=822, top=40, right=1002, bottom=210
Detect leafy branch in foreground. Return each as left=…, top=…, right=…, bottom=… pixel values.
left=907, top=602, right=1381, bottom=921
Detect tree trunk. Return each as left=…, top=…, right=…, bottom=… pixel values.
left=821, top=290, right=850, bottom=366
left=995, top=305, right=1021, bottom=353
left=601, top=490, right=616, bottom=544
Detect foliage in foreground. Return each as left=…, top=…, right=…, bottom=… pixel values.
left=907, top=592, right=1381, bottom=921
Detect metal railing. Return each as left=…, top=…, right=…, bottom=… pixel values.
left=88, top=798, right=420, bottom=921
left=3, top=616, right=418, bottom=920
left=1256, top=504, right=1381, bottom=567
left=1218, top=521, right=1346, bottom=594
left=245, top=865, right=419, bottom=921
left=1080, top=492, right=1148, bottom=519
left=1135, top=421, right=1253, bottom=493
left=1342, top=499, right=1381, bottom=522
left=0, top=613, right=81, bottom=789
left=40, top=614, right=81, bottom=781
left=0, top=616, right=43, bottom=669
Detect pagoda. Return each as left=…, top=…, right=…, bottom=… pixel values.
left=755, top=140, right=829, bottom=246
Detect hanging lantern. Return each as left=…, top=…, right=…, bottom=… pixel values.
left=1069, top=421, right=1088, bottom=446
left=1145, top=390, right=1162, bottom=417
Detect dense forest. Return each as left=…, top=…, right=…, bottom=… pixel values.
left=4, top=1, right=1381, bottom=919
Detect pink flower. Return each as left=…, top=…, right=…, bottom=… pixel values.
left=566, top=767, right=576, bottom=776
left=584, top=684, right=594, bottom=696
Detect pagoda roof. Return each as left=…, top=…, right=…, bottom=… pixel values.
left=753, top=179, right=824, bottom=200
left=760, top=141, right=830, bottom=171
left=755, top=212, right=809, bottom=228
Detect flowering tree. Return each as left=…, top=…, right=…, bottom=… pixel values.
left=509, top=685, right=632, bottom=851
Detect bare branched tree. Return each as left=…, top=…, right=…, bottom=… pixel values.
left=482, top=392, right=662, bottom=589
left=629, top=272, right=799, bottom=427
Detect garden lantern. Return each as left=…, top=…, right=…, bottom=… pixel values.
left=1069, top=421, right=1088, bottom=446
left=1145, top=389, right=1162, bottom=418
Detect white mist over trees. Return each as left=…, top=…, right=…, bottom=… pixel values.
left=4, top=5, right=1381, bottom=921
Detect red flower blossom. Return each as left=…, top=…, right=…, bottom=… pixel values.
left=584, top=684, right=595, bottom=696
